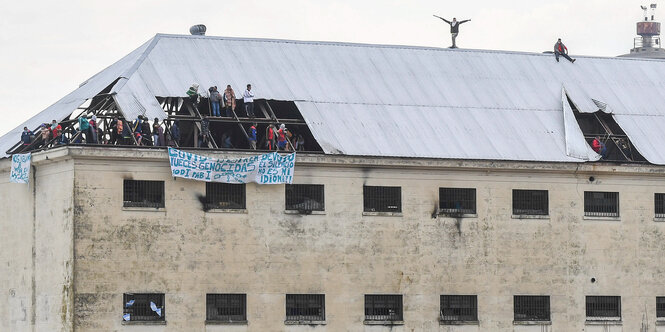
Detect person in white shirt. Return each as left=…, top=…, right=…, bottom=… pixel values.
left=243, top=84, right=255, bottom=118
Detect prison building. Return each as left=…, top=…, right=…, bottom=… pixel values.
left=3, top=33, right=665, bottom=332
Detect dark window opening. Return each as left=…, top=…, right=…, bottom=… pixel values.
left=514, top=296, right=550, bottom=321
left=205, top=183, right=246, bottom=210
left=439, top=188, right=476, bottom=215
left=572, top=105, right=646, bottom=162
left=285, top=184, right=324, bottom=212
left=206, top=294, right=246, bottom=322
left=365, top=295, right=403, bottom=322
left=440, top=295, right=477, bottom=322
left=584, top=191, right=619, bottom=217
left=123, top=180, right=165, bottom=208
left=586, top=296, right=621, bottom=319
left=286, top=294, right=325, bottom=322
left=123, top=293, right=165, bottom=322
left=363, top=186, right=401, bottom=213
left=657, top=297, right=665, bottom=318
left=513, top=190, right=549, bottom=216
left=656, top=193, right=665, bottom=218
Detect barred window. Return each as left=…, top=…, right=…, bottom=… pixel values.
left=584, top=191, right=619, bottom=218
left=285, top=184, right=324, bottom=212
left=286, top=294, right=325, bottom=322
left=440, top=295, right=477, bottom=322
left=657, top=297, right=665, bottom=318
left=206, top=294, right=246, bottom=322
left=363, top=186, right=401, bottom=213
left=514, top=296, right=550, bottom=321
left=205, top=183, right=246, bottom=210
left=123, top=293, right=165, bottom=322
left=656, top=194, right=665, bottom=218
left=123, top=180, right=165, bottom=208
left=586, top=296, right=621, bottom=320
left=439, top=188, right=476, bottom=215
left=513, top=190, right=549, bottom=216
left=365, top=294, right=403, bottom=321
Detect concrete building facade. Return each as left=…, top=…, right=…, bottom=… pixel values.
left=2, top=146, right=665, bottom=331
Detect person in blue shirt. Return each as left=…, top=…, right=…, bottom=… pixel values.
left=248, top=123, right=257, bottom=150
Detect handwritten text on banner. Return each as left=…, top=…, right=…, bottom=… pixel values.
left=168, top=147, right=295, bottom=184
left=10, top=153, right=31, bottom=184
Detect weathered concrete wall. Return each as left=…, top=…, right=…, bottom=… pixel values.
left=18, top=148, right=665, bottom=331
left=0, top=152, right=75, bottom=332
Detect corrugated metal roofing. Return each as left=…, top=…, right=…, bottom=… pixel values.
left=2, top=34, right=665, bottom=164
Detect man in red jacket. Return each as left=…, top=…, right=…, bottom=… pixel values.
left=554, top=38, right=576, bottom=63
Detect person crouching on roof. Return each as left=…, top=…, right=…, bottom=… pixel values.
left=187, top=83, right=200, bottom=104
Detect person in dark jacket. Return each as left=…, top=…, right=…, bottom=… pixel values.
left=434, top=15, right=471, bottom=48
left=140, top=116, right=152, bottom=146
left=21, top=127, right=33, bottom=146
left=554, top=38, right=576, bottom=63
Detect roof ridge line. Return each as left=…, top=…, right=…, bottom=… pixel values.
left=111, top=35, right=163, bottom=93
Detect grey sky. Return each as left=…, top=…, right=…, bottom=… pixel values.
left=0, top=0, right=651, bottom=136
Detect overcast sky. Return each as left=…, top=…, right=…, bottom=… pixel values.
left=0, top=0, right=653, bottom=136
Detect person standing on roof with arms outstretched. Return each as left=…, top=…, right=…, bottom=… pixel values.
left=554, top=38, right=576, bottom=63
left=433, top=15, right=471, bottom=48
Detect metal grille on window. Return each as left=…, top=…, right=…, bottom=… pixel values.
left=206, top=294, right=246, bottom=322
left=205, top=183, right=246, bottom=210
left=513, top=190, right=548, bottom=216
left=584, top=192, right=619, bottom=217
left=440, top=295, right=477, bottom=322
left=586, top=296, right=621, bottom=319
left=286, top=294, right=325, bottom=322
left=656, top=194, right=665, bottom=218
left=657, top=297, right=665, bottom=318
left=123, top=293, right=165, bottom=322
left=365, top=295, right=403, bottom=321
left=439, top=188, right=476, bottom=215
left=363, top=186, right=401, bottom=213
left=514, top=296, right=550, bottom=321
left=123, top=180, right=165, bottom=208
left=285, top=184, right=324, bottom=212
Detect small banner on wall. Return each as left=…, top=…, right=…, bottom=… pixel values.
left=168, top=147, right=295, bottom=184
left=10, top=153, right=31, bottom=184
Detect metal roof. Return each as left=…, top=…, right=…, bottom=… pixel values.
left=2, top=34, right=665, bottom=163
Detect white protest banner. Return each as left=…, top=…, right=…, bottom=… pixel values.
left=168, top=147, right=295, bottom=184
left=10, top=153, right=31, bottom=184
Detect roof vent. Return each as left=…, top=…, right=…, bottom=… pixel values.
left=189, top=24, right=207, bottom=36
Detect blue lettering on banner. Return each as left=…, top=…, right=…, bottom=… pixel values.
left=167, top=147, right=295, bottom=184
left=10, top=153, right=31, bottom=184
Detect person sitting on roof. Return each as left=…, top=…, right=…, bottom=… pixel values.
left=554, top=38, right=576, bottom=63
left=433, top=15, right=471, bottom=48
left=21, top=127, right=33, bottom=146
left=592, top=136, right=607, bottom=159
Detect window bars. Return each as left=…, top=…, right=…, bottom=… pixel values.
left=586, top=296, right=621, bottom=320
left=439, top=188, right=476, bottom=215
left=365, top=294, right=403, bottom=321
left=657, top=297, right=665, bottom=318
left=285, top=184, right=325, bottom=212
left=123, top=293, right=165, bottom=322
left=656, top=194, right=665, bottom=218
left=285, top=294, right=325, bottom=322
left=205, top=183, right=246, bottom=210
left=363, top=186, right=401, bottom=213
left=123, top=180, right=165, bottom=208
left=512, top=190, right=549, bottom=216
left=206, top=294, right=246, bottom=322
left=514, top=296, right=550, bottom=321
left=584, top=191, right=619, bottom=217
left=440, top=295, right=478, bottom=322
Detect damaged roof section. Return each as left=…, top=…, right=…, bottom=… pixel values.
left=3, top=34, right=665, bottom=164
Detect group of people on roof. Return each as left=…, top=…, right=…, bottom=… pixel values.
left=187, top=83, right=255, bottom=118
